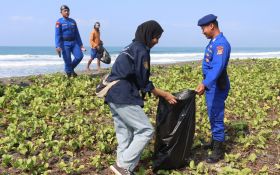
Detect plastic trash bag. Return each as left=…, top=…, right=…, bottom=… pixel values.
left=97, top=46, right=111, bottom=64
left=153, top=89, right=196, bottom=172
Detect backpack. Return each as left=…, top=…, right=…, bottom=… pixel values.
left=95, top=74, right=119, bottom=98
left=95, top=49, right=134, bottom=98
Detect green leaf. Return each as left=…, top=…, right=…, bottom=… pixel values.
left=196, top=162, right=204, bottom=173
left=18, top=144, right=28, bottom=155
left=189, top=160, right=195, bottom=169
left=241, top=168, right=252, bottom=175
left=259, top=165, right=268, bottom=173
left=248, top=153, right=257, bottom=162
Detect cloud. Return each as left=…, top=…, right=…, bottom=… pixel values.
left=9, top=16, right=34, bottom=22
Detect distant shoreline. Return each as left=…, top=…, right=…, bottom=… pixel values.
left=0, top=60, right=201, bottom=86
left=1, top=46, right=280, bottom=78
left=0, top=58, right=279, bottom=86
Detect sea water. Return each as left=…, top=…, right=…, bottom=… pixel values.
left=0, top=46, right=279, bottom=78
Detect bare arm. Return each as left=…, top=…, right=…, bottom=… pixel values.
left=151, top=88, right=177, bottom=104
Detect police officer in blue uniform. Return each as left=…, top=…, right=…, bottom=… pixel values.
left=195, top=14, right=231, bottom=163
left=55, top=5, right=85, bottom=77
left=106, top=20, right=177, bottom=174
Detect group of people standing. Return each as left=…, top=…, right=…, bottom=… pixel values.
left=55, top=5, right=231, bottom=175
left=55, top=5, right=102, bottom=78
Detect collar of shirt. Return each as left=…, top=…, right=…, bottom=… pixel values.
left=211, top=32, right=223, bottom=44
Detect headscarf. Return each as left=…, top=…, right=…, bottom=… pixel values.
left=133, top=20, right=164, bottom=47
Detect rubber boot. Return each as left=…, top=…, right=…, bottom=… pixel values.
left=206, top=140, right=224, bottom=163
left=203, top=139, right=214, bottom=150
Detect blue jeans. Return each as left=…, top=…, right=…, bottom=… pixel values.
left=108, top=103, right=154, bottom=172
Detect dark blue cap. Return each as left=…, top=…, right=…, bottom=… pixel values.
left=197, top=14, right=217, bottom=26
left=60, top=5, right=70, bottom=11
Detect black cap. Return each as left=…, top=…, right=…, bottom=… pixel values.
left=60, top=5, right=70, bottom=12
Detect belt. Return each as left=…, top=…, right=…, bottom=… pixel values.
left=63, top=37, right=75, bottom=41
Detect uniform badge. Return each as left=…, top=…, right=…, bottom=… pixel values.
left=143, top=61, right=149, bottom=69
left=206, top=58, right=210, bottom=62
left=217, top=46, right=224, bottom=55
left=56, top=22, right=60, bottom=28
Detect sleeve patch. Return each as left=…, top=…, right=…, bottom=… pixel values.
left=143, top=61, right=149, bottom=69
left=217, top=46, right=224, bottom=55
left=56, top=22, right=60, bottom=28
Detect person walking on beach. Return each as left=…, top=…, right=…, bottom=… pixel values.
left=105, top=20, right=177, bottom=174
left=87, top=22, right=102, bottom=71
left=195, top=14, right=231, bottom=163
left=55, top=5, right=86, bottom=77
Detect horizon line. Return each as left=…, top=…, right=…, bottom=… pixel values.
left=1, top=45, right=280, bottom=48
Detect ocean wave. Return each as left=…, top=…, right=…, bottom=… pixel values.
left=0, top=54, right=59, bottom=60
left=0, top=59, right=90, bottom=68
left=0, top=61, right=65, bottom=68
left=231, top=51, right=280, bottom=57
left=150, top=53, right=204, bottom=58
left=0, top=51, right=280, bottom=68
left=1, top=51, right=279, bottom=59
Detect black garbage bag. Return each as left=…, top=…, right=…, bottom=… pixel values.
left=153, top=89, right=196, bottom=172
left=97, top=46, right=111, bottom=64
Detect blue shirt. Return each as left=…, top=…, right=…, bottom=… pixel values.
left=105, top=41, right=155, bottom=107
left=202, top=33, right=231, bottom=90
left=55, top=17, right=83, bottom=48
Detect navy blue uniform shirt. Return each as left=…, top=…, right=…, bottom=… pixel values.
left=105, top=41, right=155, bottom=107
left=55, top=17, right=83, bottom=48
left=202, top=32, right=231, bottom=90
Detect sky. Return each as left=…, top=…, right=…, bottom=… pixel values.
left=0, top=0, right=279, bottom=47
